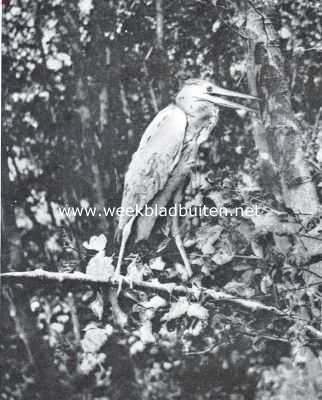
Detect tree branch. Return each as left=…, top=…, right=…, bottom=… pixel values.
left=0, top=269, right=279, bottom=310
left=2, top=269, right=322, bottom=340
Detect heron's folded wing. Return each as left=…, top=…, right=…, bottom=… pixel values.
left=119, top=104, right=187, bottom=230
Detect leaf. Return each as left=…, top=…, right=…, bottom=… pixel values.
left=304, top=261, right=322, bottom=287
left=104, top=324, right=114, bottom=336
left=224, top=281, right=255, bottom=298
left=46, top=57, right=63, bottom=71
left=141, top=295, right=167, bottom=310
left=161, top=297, right=189, bottom=322
left=212, top=20, right=221, bottom=33
left=126, top=258, right=145, bottom=282
left=79, top=0, right=94, bottom=15
left=187, top=320, right=204, bottom=336
left=149, top=256, right=166, bottom=271
left=183, top=237, right=196, bottom=248
left=130, top=340, right=145, bottom=355
left=251, top=240, right=264, bottom=258
left=206, top=191, right=227, bottom=208
left=298, top=236, right=322, bottom=258
left=57, top=315, right=69, bottom=324
left=307, top=221, right=322, bottom=236
left=163, top=362, right=172, bottom=370
left=81, top=324, right=111, bottom=353
left=279, top=26, right=292, bottom=39
left=79, top=353, right=106, bottom=375
left=196, top=225, right=223, bottom=254
left=201, top=242, right=215, bottom=255
left=317, top=147, right=322, bottom=163
left=86, top=251, right=114, bottom=279
left=30, top=298, right=41, bottom=312
left=89, top=291, right=104, bottom=320
left=187, top=303, right=209, bottom=320
left=156, top=237, right=172, bottom=253
left=50, top=322, right=64, bottom=333
left=174, top=262, right=192, bottom=281
left=251, top=212, right=300, bottom=235
left=273, top=234, right=292, bottom=256
left=83, top=234, right=107, bottom=251
left=139, top=321, right=155, bottom=344
left=239, top=172, right=261, bottom=193
left=212, top=243, right=234, bottom=266
left=260, top=275, right=273, bottom=294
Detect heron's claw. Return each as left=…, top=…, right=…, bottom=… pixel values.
left=113, top=273, right=124, bottom=296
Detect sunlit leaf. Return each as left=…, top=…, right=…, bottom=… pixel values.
left=130, top=340, right=145, bottom=355
left=260, top=275, right=273, bottom=294
left=89, top=291, right=104, bottom=320
left=224, top=281, right=255, bottom=298
left=149, top=256, right=166, bottom=271
left=141, top=295, right=167, bottom=310
left=139, top=321, right=155, bottom=344
left=86, top=251, right=114, bottom=279
left=187, top=303, right=209, bottom=320
left=81, top=324, right=111, bottom=353
left=83, top=234, right=107, bottom=251
left=212, top=245, right=234, bottom=266
left=161, top=298, right=189, bottom=322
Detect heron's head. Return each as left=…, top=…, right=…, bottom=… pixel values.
left=175, top=79, right=257, bottom=114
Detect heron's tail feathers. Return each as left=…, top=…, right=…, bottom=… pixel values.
left=114, top=226, right=122, bottom=244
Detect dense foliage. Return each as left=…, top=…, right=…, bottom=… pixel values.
left=1, top=0, right=322, bottom=399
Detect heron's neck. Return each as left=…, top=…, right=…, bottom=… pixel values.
left=182, top=102, right=219, bottom=144
left=177, top=99, right=217, bottom=118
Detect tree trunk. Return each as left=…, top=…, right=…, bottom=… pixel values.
left=245, top=0, right=322, bottom=392
left=245, top=0, right=319, bottom=220
left=1, top=147, right=72, bottom=399
left=155, top=0, right=167, bottom=107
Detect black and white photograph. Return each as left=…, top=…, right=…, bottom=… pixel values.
left=1, top=0, right=322, bottom=399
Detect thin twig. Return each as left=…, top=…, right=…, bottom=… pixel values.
left=185, top=343, right=221, bottom=356
left=313, top=106, right=322, bottom=137
left=300, top=234, right=322, bottom=242
left=66, top=292, right=81, bottom=345
left=235, top=329, right=289, bottom=343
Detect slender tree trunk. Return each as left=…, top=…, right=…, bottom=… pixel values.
left=1, top=147, right=72, bottom=399
left=155, top=0, right=167, bottom=106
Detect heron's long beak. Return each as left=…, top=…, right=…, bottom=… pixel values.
left=196, top=87, right=258, bottom=112
left=212, top=86, right=258, bottom=101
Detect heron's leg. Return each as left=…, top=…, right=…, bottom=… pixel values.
left=189, top=146, right=200, bottom=194
left=108, top=290, right=128, bottom=327
left=191, top=164, right=199, bottom=194
left=114, top=216, right=136, bottom=294
left=171, top=188, right=193, bottom=278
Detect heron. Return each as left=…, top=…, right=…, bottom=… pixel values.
left=115, top=79, right=257, bottom=279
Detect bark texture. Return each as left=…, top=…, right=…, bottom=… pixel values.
left=245, top=1, right=322, bottom=389
left=245, top=0, right=319, bottom=219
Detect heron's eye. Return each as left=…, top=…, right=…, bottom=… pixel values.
left=206, top=86, right=213, bottom=93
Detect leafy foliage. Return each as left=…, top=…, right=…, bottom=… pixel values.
left=2, top=0, right=322, bottom=399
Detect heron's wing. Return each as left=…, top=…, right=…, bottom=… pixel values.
left=119, top=104, right=187, bottom=230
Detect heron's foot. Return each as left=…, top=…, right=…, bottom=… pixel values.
left=112, top=273, right=124, bottom=296
left=108, top=290, right=128, bottom=327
